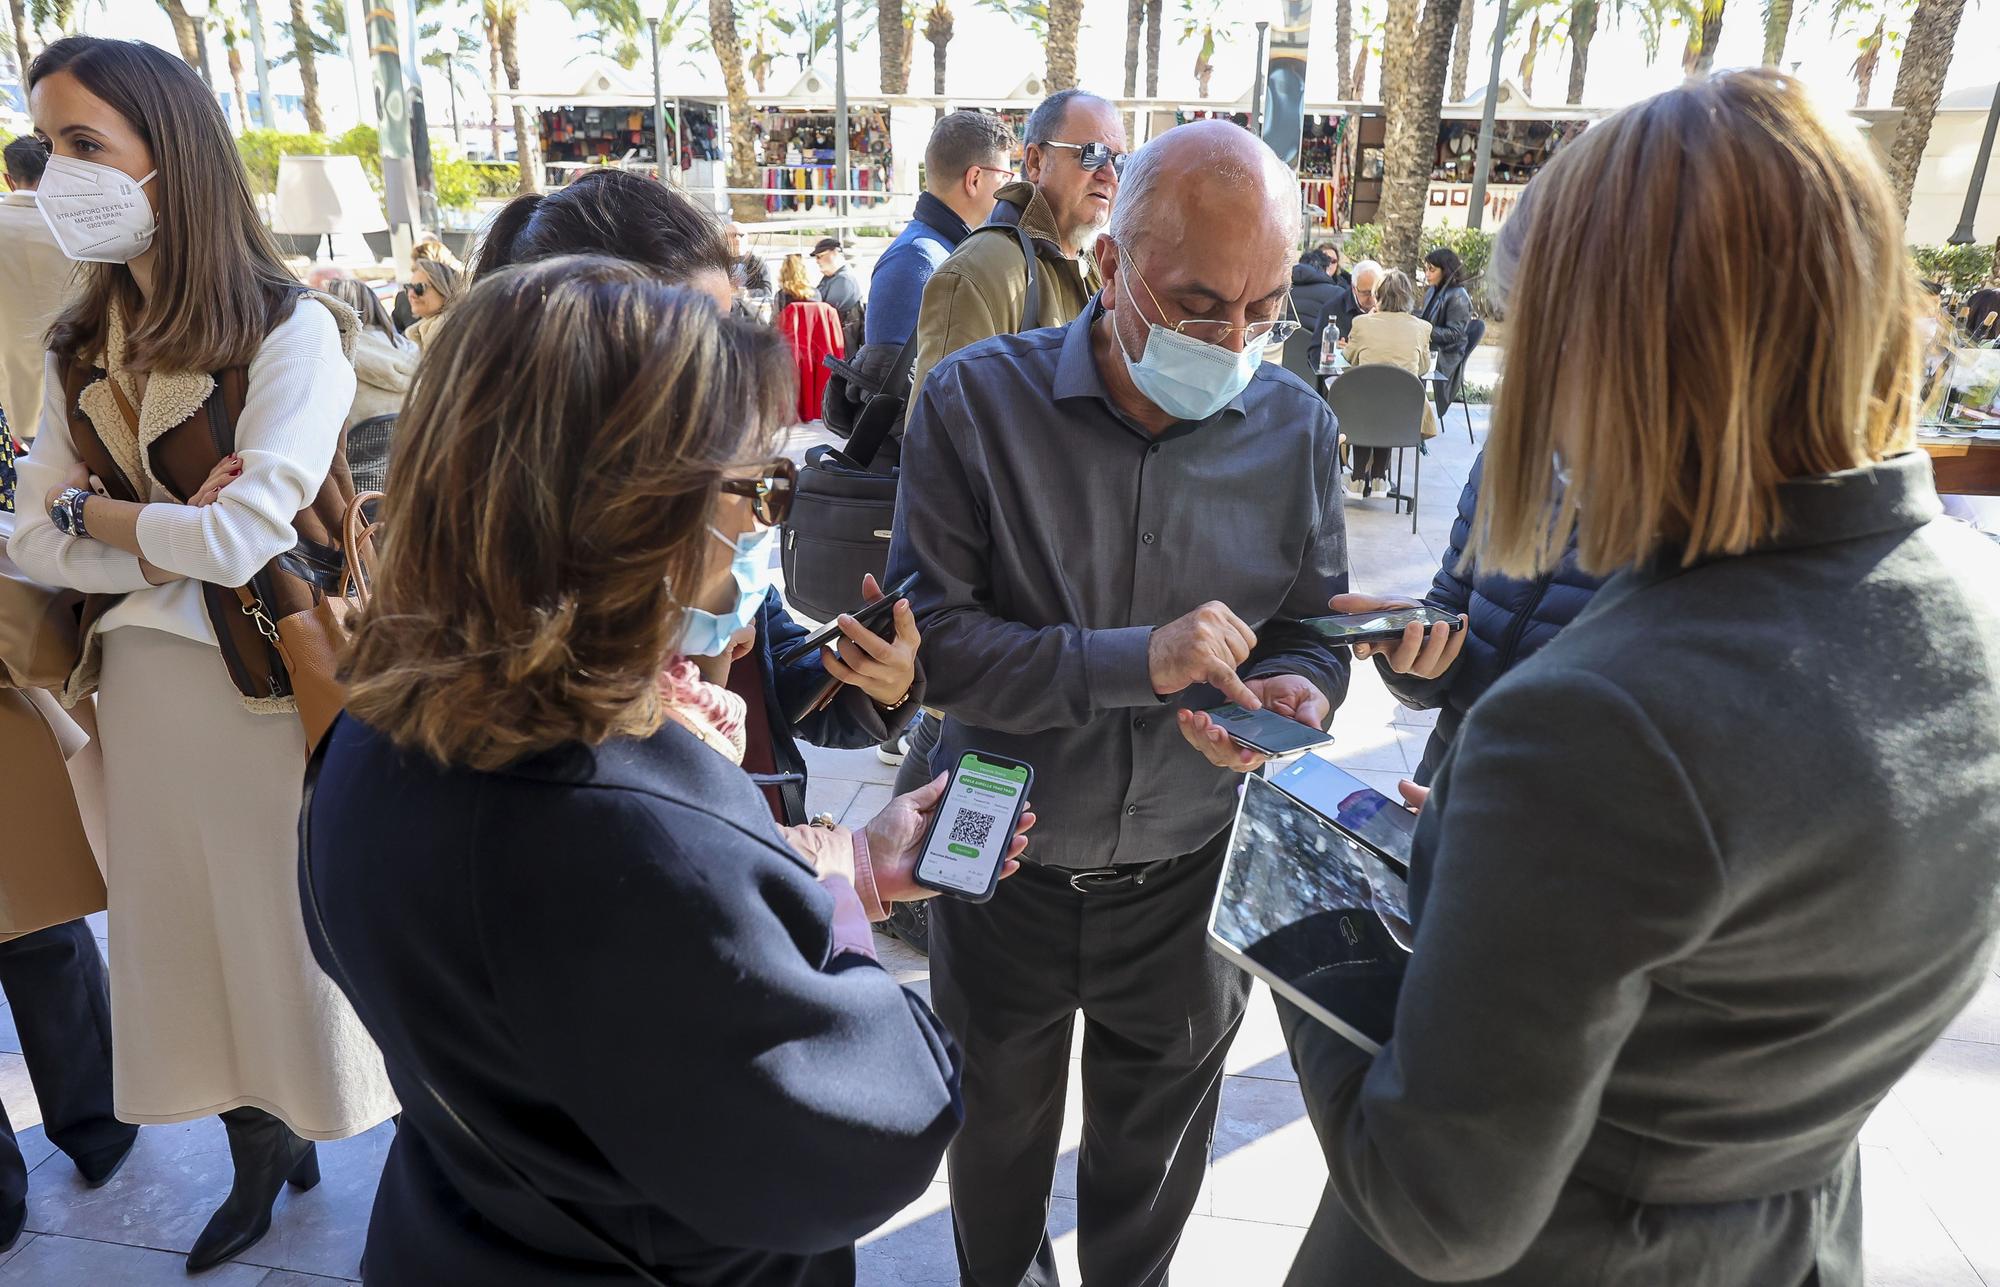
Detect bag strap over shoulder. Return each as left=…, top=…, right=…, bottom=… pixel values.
left=296, top=737, right=675, bottom=1287
left=838, top=327, right=923, bottom=471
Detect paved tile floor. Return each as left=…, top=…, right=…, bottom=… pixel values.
left=5, top=402, right=1996, bottom=1283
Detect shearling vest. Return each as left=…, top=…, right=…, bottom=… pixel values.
left=57, top=320, right=362, bottom=714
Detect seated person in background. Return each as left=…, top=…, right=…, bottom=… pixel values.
left=1281, top=70, right=2000, bottom=1287
left=304, top=256, right=1034, bottom=1286
left=321, top=277, right=416, bottom=492
left=1330, top=448, right=1604, bottom=784
left=471, top=168, right=924, bottom=826
left=1291, top=246, right=1347, bottom=370
left=1341, top=267, right=1438, bottom=497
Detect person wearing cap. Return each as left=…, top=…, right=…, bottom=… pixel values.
left=814, top=237, right=865, bottom=346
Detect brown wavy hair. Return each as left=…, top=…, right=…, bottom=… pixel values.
left=30, top=37, right=301, bottom=372
left=342, top=255, right=794, bottom=770
left=1474, top=71, right=1920, bottom=579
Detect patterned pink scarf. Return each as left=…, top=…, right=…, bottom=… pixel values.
left=658, top=655, right=748, bottom=764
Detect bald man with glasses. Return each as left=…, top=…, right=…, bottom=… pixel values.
left=887, top=121, right=1350, bottom=1287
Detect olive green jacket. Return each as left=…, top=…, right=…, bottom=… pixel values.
left=906, top=180, right=1100, bottom=411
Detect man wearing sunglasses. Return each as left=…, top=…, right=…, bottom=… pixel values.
left=903, top=88, right=1127, bottom=408
left=880, top=89, right=1127, bottom=868
left=889, top=120, right=1349, bottom=1287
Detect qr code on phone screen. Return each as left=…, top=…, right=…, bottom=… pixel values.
left=948, top=810, right=995, bottom=849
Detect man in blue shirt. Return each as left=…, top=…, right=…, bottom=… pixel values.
left=864, top=110, right=1018, bottom=349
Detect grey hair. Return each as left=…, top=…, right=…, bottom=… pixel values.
left=1107, top=123, right=1302, bottom=250
left=1349, top=258, right=1383, bottom=286
left=1025, top=88, right=1110, bottom=149
left=1374, top=268, right=1415, bottom=313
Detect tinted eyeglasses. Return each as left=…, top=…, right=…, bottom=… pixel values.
left=406, top=282, right=428, bottom=298
left=1042, top=141, right=1128, bottom=176
left=720, top=457, right=797, bottom=526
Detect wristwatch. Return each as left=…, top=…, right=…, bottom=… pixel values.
left=49, top=486, right=93, bottom=539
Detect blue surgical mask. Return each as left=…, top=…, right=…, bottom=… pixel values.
left=1113, top=263, right=1271, bottom=423
left=679, top=524, right=778, bottom=658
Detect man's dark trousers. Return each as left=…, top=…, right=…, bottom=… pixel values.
left=0, top=919, right=133, bottom=1210
left=930, top=832, right=1251, bottom=1287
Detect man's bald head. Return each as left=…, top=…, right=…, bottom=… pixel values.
left=1105, top=120, right=1300, bottom=255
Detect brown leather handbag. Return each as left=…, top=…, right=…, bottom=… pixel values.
left=233, top=491, right=381, bottom=752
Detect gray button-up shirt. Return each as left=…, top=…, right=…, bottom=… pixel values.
left=888, top=302, right=1351, bottom=870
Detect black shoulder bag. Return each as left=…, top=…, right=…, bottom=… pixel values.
left=781, top=223, right=1041, bottom=622
left=296, top=736, right=675, bottom=1287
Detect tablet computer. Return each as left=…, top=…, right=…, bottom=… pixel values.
left=1209, top=774, right=1410, bottom=1053
left=1269, top=756, right=1417, bottom=878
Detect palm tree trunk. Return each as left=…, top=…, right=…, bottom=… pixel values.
left=1378, top=0, right=1462, bottom=273
left=486, top=18, right=503, bottom=159
left=1448, top=0, right=1472, bottom=101
left=1045, top=0, right=1080, bottom=90
left=158, top=0, right=204, bottom=75
left=1885, top=0, right=1969, bottom=217
left=879, top=0, right=908, bottom=92
left=926, top=4, right=953, bottom=96
left=1565, top=0, right=1595, bottom=104
left=288, top=0, right=325, bottom=132
left=1851, top=18, right=1881, bottom=108
left=1352, top=37, right=1369, bottom=98
left=1144, top=0, right=1162, bottom=96
left=1337, top=0, right=1354, bottom=98
left=8, top=0, right=32, bottom=77
left=708, top=0, right=763, bottom=221
left=498, top=7, right=537, bottom=193
left=1518, top=14, right=1538, bottom=98
left=447, top=66, right=462, bottom=141
left=1761, top=0, right=1791, bottom=65
left=227, top=43, right=249, bottom=131
left=1691, top=0, right=1725, bottom=73
left=1123, top=0, right=1143, bottom=97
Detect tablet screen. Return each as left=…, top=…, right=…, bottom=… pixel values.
left=1271, top=756, right=1417, bottom=875
left=1211, top=775, right=1408, bottom=1051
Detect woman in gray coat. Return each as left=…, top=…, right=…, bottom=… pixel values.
left=1417, top=247, right=1474, bottom=416
left=1282, top=70, right=2000, bottom=1287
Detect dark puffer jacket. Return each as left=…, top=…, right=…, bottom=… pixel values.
left=1382, top=452, right=1607, bottom=783
left=1291, top=261, right=1349, bottom=367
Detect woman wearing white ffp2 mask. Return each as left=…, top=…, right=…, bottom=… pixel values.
left=7, top=36, right=395, bottom=1275
left=34, top=153, right=158, bottom=264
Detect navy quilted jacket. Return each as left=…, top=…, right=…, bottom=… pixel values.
left=1383, top=452, right=1607, bottom=783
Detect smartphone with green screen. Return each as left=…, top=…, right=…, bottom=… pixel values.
left=912, top=752, right=1035, bottom=902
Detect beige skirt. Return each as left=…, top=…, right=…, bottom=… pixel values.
left=96, top=626, right=398, bottom=1140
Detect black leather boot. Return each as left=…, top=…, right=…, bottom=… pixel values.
left=185, top=1107, right=319, bottom=1273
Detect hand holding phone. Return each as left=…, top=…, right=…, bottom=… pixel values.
left=910, top=754, right=1037, bottom=902
left=1316, top=595, right=1468, bottom=680
left=818, top=576, right=921, bottom=709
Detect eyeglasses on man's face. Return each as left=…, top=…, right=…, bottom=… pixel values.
left=1124, top=255, right=1304, bottom=347
left=972, top=164, right=1017, bottom=184
left=720, top=457, right=798, bottom=526
left=1042, top=141, right=1129, bottom=176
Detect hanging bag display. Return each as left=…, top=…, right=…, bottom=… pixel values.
left=785, top=223, right=1041, bottom=621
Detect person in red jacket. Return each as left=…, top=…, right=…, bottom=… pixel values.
left=775, top=253, right=845, bottom=423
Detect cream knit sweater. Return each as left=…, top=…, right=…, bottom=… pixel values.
left=9, top=298, right=356, bottom=651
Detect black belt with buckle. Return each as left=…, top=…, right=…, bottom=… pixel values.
left=1023, top=855, right=1183, bottom=894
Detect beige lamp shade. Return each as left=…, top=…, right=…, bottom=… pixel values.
left=271, top=154, right=388, bottom=235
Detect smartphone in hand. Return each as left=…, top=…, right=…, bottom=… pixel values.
left=912, top=752, right=1035, bottom=902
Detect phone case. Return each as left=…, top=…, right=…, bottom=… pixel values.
left=912, top=754, right=1035, bottom=903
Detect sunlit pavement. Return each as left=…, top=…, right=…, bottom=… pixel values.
left=4, top=396, right=1995, bottom=1283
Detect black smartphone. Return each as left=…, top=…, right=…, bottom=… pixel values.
left=912, top=752, right=1035, bottom=902
left=776, top=570, right=919, bottom=665
left=1270, top=756, right=1416, bottom=877
left=1302, top=605, right=1465, bottom=649
left=1203, top=703, right=1335, bottom=756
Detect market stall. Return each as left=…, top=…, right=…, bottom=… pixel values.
left=751, top=69, right=894, bottom=214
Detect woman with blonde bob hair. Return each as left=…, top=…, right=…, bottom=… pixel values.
left=303, top=255, right=1028, bottom=1286
left=1281, top=71, right=2000, bottom=1287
